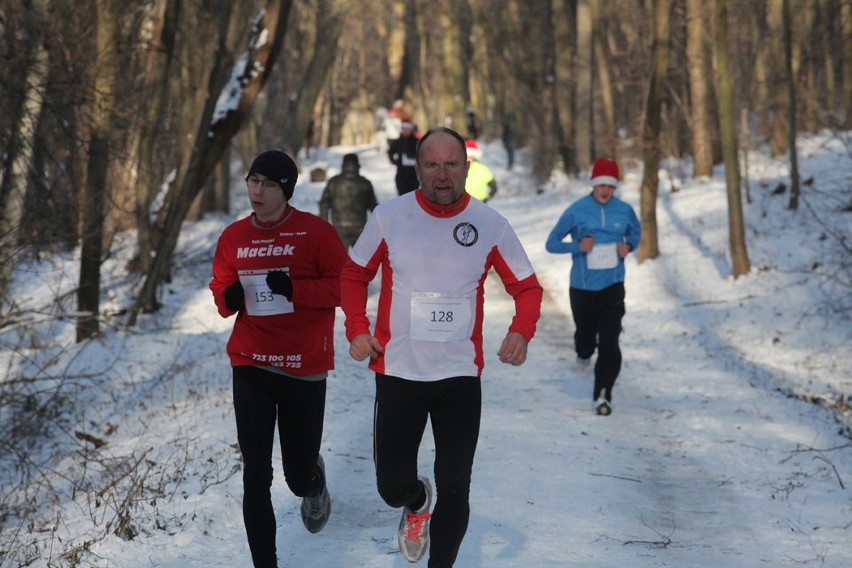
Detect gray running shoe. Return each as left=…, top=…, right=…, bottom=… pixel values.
left=301, top=454, right=331, bottom=533
left=576, top=356, right=592, bottom=371
left=397, top=476, right=432, bottom=563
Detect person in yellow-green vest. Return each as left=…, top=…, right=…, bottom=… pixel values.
left=464, top=139, right=498, bottom=203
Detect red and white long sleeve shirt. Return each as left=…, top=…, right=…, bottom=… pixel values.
left=210, top=206, right=347, bottom=376
left=341, top=191, right=543, bottom=381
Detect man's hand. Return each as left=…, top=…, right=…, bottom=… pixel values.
left=618, top=242, right=632, bottom=258
left=224, top=281, right=244, bottom=311
left=579, top=235, right=595, bottom=252
left=349, top=333, right=384, bottom=361
left=497, top=332, right=529, bottom=366
left=266, top=270, right=293, bottom=298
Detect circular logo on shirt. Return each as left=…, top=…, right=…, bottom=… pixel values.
left=453, top=222, right=479, bottom=247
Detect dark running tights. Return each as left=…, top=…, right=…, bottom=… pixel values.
left=373, top=373, right=482, bottom=568
left=233, top=366, right=326, bottom=568
left=569, top=283, right=626, bottom=402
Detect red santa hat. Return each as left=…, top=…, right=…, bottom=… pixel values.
left=590, top=158, right=620, bottom=187
left=465, top=139, right=481, bottom=161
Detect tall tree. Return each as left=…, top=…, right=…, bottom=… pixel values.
left=637, top=0, right=672, bottom=262
left=590, top=0, right=618, bottom=163
left=685, top=0, right=714, bottom=177
left=715, top=0, right=750, bottom=277
left=843, top=0, right=852, bottom=128
left=553, top=0, right=579, bottom=174
left=77, top=0, right=118, bottom=340
left=130, top=0, right=292, bottom=322
left=782, top=0, right=800, bottom=211
left=131, top=0, right=180, bottom=274
left=279, top=0, right=354, bottom=154
left=0, top=0, right=51, bottom=300
left=572, top=2, right=597, bottom=172
left=766, top=0, right=789, bottom=156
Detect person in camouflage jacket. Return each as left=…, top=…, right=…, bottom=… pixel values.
left=319, top=153, right=379, bottom=248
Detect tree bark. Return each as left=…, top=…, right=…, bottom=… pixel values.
left=572, top=2, right=596, bottom=172
left=0, top=0, right=51, bottom=301
left=637, top=0, right=672, bottom=263
left=590, top=0, right=618, bottom=163
left=77, top=0, right=118, bottom=340
left=783, top=0, right=800, bottom=211
left=685, top=0, right=714, bottom=177
left=130, top=0, right=180, bottom=274
left=715, top=0, right=751, bottom=278
left=554, top=0, right=579, bottom=174
left=843, top=0, right=852, bottom=129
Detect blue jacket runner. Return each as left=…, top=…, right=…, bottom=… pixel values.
left=545, top=193, right=641, bottom=291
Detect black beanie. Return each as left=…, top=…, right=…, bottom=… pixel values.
left=247, top=150, right=298, bottom=200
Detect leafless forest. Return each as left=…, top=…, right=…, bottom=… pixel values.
left=0, top=0, right=849, bottom=330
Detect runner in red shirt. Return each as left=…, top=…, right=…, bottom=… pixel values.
left=210, top=150, right=346, bottom=568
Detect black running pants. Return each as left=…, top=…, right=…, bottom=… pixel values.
left=233, top=366, right=326, bottom=568
left=569, top=283, right=626, bottom=402
left=373, top=374, right=482, bottom=568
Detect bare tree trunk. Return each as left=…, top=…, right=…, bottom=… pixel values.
left=438, top=0, right=470, bottom=132
left=715, top=0, right=751, bottom=278
left=572, top=2, right=595, bottom=172
left=131, top=0, right=180, bottom=275
left=843, top=0, right=852, bottom=129
left=554, top=0, right=579, bottom=175
left=524, top=0, right=558, bottom=186
left=637, top=0, right=672, bottom=263
left=590, top=0, right=618, bottom=163
left=129, top=0, right=292, bottom=323
left=0, top=0, right=51, bottom=301
left=741, top=108, right=752, bottom=204
left=686, top=0, right=714, bottom=177
left=783, top=0, right=800, bottom=211
left=77, top=0, right=118, bottom=341
left=279, top=0, right=354, bottom=155
left=767, top=0, right=788, bottom=156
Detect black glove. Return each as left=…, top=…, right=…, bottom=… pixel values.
left=266, top=270, right=293, bottom=299
left=224, top=280, right=244, bottom=311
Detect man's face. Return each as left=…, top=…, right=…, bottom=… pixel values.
left=592, top=184, right=616, bottom=205
left=415, top=132, right=469, bottom=205
left=246, top=174, right=287, bottom=221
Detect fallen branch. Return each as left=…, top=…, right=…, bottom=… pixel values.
left=589, top=472, right=642, bottom=483
left=813, top=455, right=845, bottom=489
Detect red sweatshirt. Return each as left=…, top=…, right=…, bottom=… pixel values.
left=210, top=206, right=347, bottom=375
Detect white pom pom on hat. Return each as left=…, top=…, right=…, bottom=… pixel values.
left=465, top=139, right=481, bottom=161
left=590, top=158, right=620, bottom=187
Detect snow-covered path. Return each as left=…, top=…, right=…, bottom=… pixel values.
left=6, top=139, right=850, bottom=567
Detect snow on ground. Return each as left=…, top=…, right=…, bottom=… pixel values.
left=1, top=132, right=850, bottom=567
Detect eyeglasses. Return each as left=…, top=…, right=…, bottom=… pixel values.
left=245, top=176, right=283, bottom=190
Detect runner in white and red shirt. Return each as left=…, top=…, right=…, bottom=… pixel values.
left=210, top=150, right=346, bottom=567
left=341, top=128, right=543, bottom=567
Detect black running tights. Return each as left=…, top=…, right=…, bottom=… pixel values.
left=569, top=283, right=626, bottom=402
left=373, top=373, right=481, bottom=568
left=233, top=366, right=326, bottom=568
